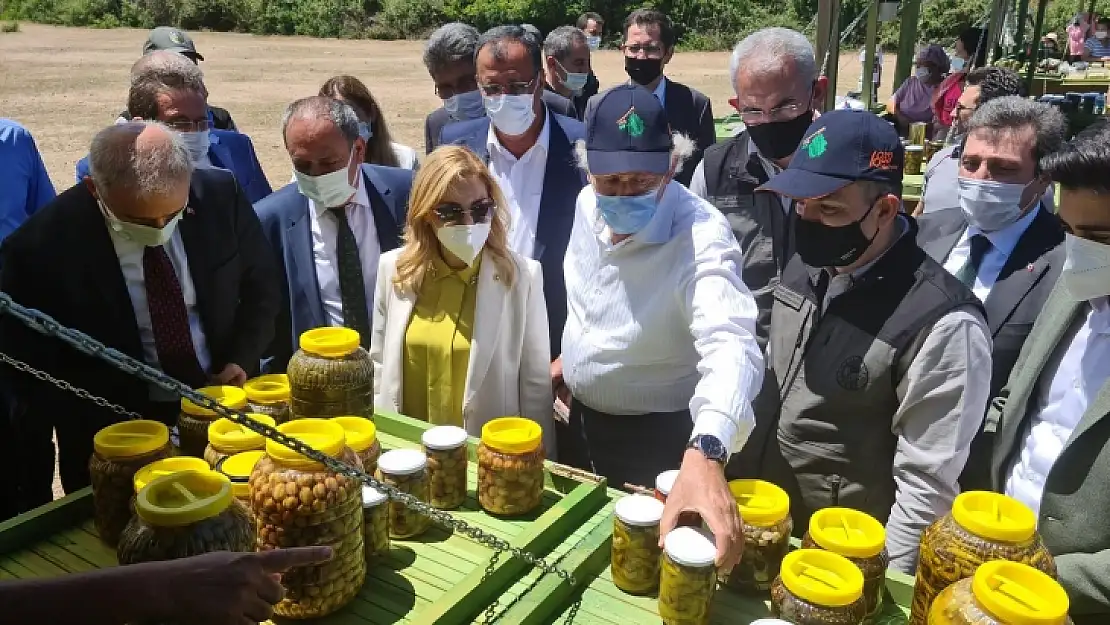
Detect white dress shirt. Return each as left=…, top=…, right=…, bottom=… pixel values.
left=487, top=111, right=551, bottom=258
left=307, top=173, right=379, bottom=328
left=561, top=181, right=765, bottom=454
left=1006, top=298, right=1110, bottom=515
left=108, top=227, right=211, bottom=401
left=942, top=207, right=1040, bottom=302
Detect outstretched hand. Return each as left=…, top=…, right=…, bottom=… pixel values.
left=658, top=449, right=743, bottom=572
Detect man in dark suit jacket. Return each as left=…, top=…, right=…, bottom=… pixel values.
left=543, top=25, right=600, bottom=121
left=255, top=96, right=413, bottom=371
left=0, top=122, right=280, bottom=511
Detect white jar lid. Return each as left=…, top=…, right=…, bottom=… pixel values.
left=655, top=469, right=680, bottom=495
left=362, top=485, right=388, bottom=507
left=377, top=449, right=427, bottom=476
left=663, top=526, right=717, bottom=568
left=614, top=494, right=665, bottom=527
left=422, top=425, right=469, bottom=451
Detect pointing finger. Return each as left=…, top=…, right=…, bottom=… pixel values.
left=255, top=546, right=334, bottom=572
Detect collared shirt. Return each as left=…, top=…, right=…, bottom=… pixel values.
left=1006, top=298, right=1110, bottom=515
left=653, top=76, right=668, bottom=107
left=942, top=206, right=1040, bottom=303
left=108, top=226, right=212, bottom=401
left=1085, top=36, right=1110, bottom=57
left=487, top=110, right=551, bottom=258
left=0, top=119, right=55, bottom=245
left=307, top=173, right=379, bottom=328
left=562, top=181, right=764, bottom=454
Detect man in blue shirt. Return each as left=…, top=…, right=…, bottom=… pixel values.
left=1084, top=18, right=1110, bottom=61
left=0, top=119, right=55, bottom=244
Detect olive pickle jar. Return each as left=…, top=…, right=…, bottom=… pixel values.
left=655, top=469, right=679, bottom=503
left=244, top=374, right=293, bottom=424
left=726, top=479, right=792, bottom=594
left=611, top=494, right=665, bottom=595
left=910, top=491, right=1057, bottom=625
left=204, top=413, right=276, bottom=468
left=375, top=449, right=431, bottom=539
left=250, top=419, right=366, bottom=619
left=216, top=449, right=265, bottom=534
left=801, top=507, right=888, bottom=622
left=477, top=417, right=545, bottom=516
left=659, top=526, right=718, bottom=625
left=89, top=420, right=172, bottom=545
left=422, top=425, right=469, bottom=510
left=287, top=328, right=373, bottom=420
left=178, top=385, right=249, bottom=458
left=362, top=485, right=390, bottom=560
left=333, top=415, right=381, bottom=474
left=929, top=560, right=1072, bottom=625
left=117, top=469, right=254, bottom=565
left=771, top=549, right=867, bottom=625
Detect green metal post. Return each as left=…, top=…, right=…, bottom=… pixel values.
left=895, top=0, right=923, bottom=89
left=816, top=0, right=843, bottom=111
left=1014, top=0, right=1032, bottom=58
left=862, top=0, right=880, bottom=109
left=1026, top=0, right=1049, bottom=95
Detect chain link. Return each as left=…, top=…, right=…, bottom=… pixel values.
left=0, top=351, right=144, bottom=420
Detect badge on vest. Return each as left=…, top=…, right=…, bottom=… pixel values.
left=836, top=355, right=870, bottom=391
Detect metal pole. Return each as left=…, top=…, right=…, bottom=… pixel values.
left=1014, top=0, right=1031, bottom=58
left=863, top=0, right=880, bottom=109
left=816, top=0, right=843, bottom=111
left=1026, top=0, right=1049, bottom=94
left=986, top=0, right=1009, bottom=63
left=895, top=0, right=923, bottom=88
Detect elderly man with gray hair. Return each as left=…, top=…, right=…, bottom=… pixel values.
left=0, top=121, right=279, bottom=509
left=542, top=25, right=599, bottom=120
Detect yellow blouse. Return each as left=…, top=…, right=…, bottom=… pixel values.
left=401, top=255, right=481, bottom=427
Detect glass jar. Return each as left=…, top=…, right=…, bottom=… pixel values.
left=89, top=420, right=172, bottom=546
left=801, top=507, right=888, bottom=622
left=928, top=560, right=1071, bottom=625
left=727, top=479, right=792, bottom=593
left=422, top=425, right=469, bottom=510
left=244, top=374, right=292, bottom=424
left=333, top=415, right=381, bottom=474
left=655, top=469, right=679, bottom=503
left=216, top=449, right=265, bottom=536
left=117, top=469, right=254, bottom=565
left=611, top=494, right=665, bottom=595
left=770, top=549, right=867, bottom=625
left=287, top=328, right=373, bottom=420
left=250, top=419, right=366, bottom=619
left=477, top=417, right=545, bottom=516
left=362, top=485, right=390, bottom=561
left=204, top=413, right=275, bottom=468
left=375, top=449, right=431, bottom=539
left=911, top=492, right=1057, bottom=625
left=659, top=526, right=718, bottom=625
left=178, top=385, right=249, bottom=458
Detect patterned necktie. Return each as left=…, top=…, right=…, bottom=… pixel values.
left=329, top=205, right=370, bottom=347
left=143, top=245, right=206, bottom=387
left=954, top=234, right=992, bottom=288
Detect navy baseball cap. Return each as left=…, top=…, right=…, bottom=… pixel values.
left=143, top=27, right=204, bottom=61
left=586, top=84, right=673, bottom=175
left=758, top=109, right=903, bottom=199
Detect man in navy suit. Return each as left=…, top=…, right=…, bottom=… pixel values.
left=76, top=51, right=272, bottom=204
left=440, top=25, right=587, bottom=355
left=255, top=96, right=413, bottom=371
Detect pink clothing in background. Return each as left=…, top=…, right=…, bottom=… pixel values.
left=894, top=76, right=937, bottom=123
left=933, top=73, right=965, bottom=128
left=1069, top=16, right=1091, bottom=56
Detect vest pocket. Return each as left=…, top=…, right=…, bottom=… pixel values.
left=775, top=429, right=880, bottom=524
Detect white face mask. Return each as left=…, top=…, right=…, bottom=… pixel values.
left=1062, top=233, right=1110, bottom=301
left=483, top=93, right=537, bottom=136
left=295, top=147, right=357, bottom=209
left=950, top=57, right=966, bottom=72
left=181, top=130, right=210, bottom=164
left=436, top=223, right=490, bottom=266
left=358, top=121, right=373, bottom=141
left=957, top=177, right=1034, bottom=232
left=99, top=199, right=183, bottom=247
left=586, top=36, right=601, bottom=50
left=444, top=89, right=487, bottom=122
left=557, top=61, right=589, bottom=94
left=915, top=67, right=932, bottom=80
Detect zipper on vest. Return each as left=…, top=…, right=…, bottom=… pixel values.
left=829, top=475, right=842, bottom=506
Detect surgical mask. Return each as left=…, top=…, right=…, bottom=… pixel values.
left=1062, top=233, right=1110, bottom=301
left=746, top=111, right=814, bottom=160
left=915, top=67, right=932, bottom=80
left=958, top=177, right=1032, bottom=232
left=181, top=130, right=210, bottom=163
left=794, top=200, right=879, bottom=267
left=625, top=57, right=664, bottom=86
left=596, top=189, right=659, bottom=235
left=444, top=89, right=487, bottom=122
left=358, top=121, right=373, bottom=141
left=950, top=56, right=966, bottom=72
left=295, top=148, right=357, bottom=208
left=557, top=61, right=589, bottom=94
left=484, top=93, right=536, bottom=136
left=586, top=36, right=601, bottom=50
left=436, top=223, right=490, bottom=266
left=98, top=199, right=183, bottom=247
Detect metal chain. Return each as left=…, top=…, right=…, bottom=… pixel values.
left=0, top=292, right=577, bottom=586
left=0, top=351, right=144, bottom=421
left=481, top=551, right=503, bottom=624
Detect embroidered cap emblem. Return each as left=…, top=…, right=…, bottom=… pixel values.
left=617, top=107, right=645, bottom=137
left=836, top=355, right=870, bottom=391
left=168, top=30, right=186, bottom=45
left=801, top=128, right=828, bottom=159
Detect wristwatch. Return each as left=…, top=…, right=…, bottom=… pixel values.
left=687, top=434, right=727, bottom=464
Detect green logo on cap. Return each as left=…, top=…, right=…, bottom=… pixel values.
left=801, top=128, right=828, bottom=159
left=168, top=30, right=186, bottom=45
left=617, top=107, right=644, bottom=138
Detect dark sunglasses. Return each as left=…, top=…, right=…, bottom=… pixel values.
left=433, top=198, right=495, bottom=225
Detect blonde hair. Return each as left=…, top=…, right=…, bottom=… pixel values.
left=394, top=146, right=515, bottom=293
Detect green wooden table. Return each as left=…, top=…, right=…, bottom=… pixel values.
left=903, top=173, right=923, bottom=204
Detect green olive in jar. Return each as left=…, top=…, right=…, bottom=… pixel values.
left=244, top=374, right=292, bottom=424
left=204, top=413, right=275, bottom=468
left=178, top=385, right=249, bottom=458
left=770, top=549, right=867, bottom=625
left=362, top=485, right=390, bottom=560
left=287, top=327, right=373, bottom=420
left=927, top=560, right=1071, bottom=625
left=422, top=425, right=469, bottom=510
left=376, top=448, right=431, bottom=539
left=611, top=494, right=665, bottom=595
left=801, top=507, right=888, bottom=621
left=478, top=417, right=545, bottom=516
left=659, top=526, right=718, bottom=625
left=726, top=479, right=792, bottom=594
left=332, top=415, right=381, bottom=474
left=89, top=420, right=172, bottom=546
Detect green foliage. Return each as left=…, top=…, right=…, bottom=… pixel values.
left=0, top=20, right=20, bottom=31
left=374, top=0, right=445, bottom=39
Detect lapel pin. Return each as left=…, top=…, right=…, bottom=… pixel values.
left=186, top=207, right=195, bottom=216
left=1027, top=263, right=1035, bottom=272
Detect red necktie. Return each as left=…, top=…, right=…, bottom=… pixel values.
left=143, top=245, right=206, bottom=388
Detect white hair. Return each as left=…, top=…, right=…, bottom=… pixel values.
left=89, top=121, right=193, bottom=201
left=730, top=27, right=818, bottom=93
left=572, top=133, right=697, bottom=177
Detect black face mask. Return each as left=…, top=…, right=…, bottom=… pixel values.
left=794, top=199, right=880, bottom=268
left=625, top=57, right=664, bottom=86
left=746, top=111, right=814, bottom=160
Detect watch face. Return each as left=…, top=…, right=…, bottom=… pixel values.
left=695, top=435, right=726, bottom=460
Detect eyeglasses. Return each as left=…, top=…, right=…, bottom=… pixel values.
left=478, top=78, right=537, bottom=97
left=736, top=101, right=810, bottom=124
left=621, top=43, right=666, bottom=57
left=955, top=103, right=977, bottom=116
left=164, top=119, right=211, bottom=133
left=434, top=198, right=495, bottom=225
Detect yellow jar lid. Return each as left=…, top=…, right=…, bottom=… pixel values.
left=243, top=374, right=290, bottom=404
left=93, top=420, right=169, bottom=459
left=135, top=470, right=233, bottom=527
left=481, top=417, right=542, bottom=454
left=779, top=549, right=864, bottom=608
left=133, top=457, right=211, bottom=493
left=299, top=327, right=360, bottom=358
left=807, top=507, right=886, bottom=558
left=207, top=413, right=275, bottom=453
left=952, top=491, right=1037, bottom=543
left=266, top=419, right=345, bottom=468
left=972, top=561, right=1069, bottom=625
left=729, top=479, right=790, bottom=527
left=218, top=450, right=264, bottom=499
left=180, top=385, right=249, bottom=418
left=332, top=416, right=377, bottom=452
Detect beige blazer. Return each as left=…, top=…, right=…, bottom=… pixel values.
left=371, top=248, right=555, bottom=451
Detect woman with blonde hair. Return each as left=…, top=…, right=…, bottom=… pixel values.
left=370, top=146, right=553, bottom=449
left=319, top=75, right=420, bottom=171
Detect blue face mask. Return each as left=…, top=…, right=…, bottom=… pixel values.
left=596, top=189, right=659, bottom=235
